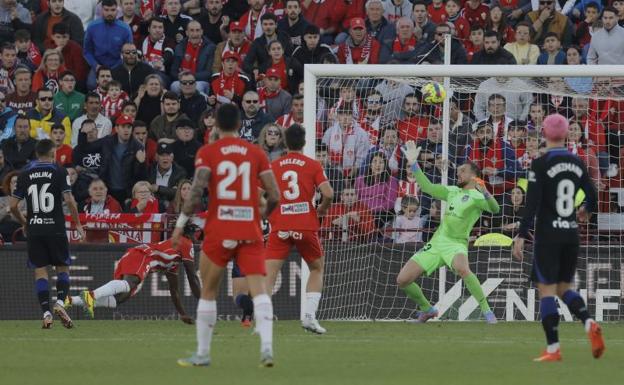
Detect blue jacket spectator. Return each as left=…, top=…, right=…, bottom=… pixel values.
left=537, top=49, right=566, bottom=64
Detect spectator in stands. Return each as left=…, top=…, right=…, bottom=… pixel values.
left=362, top=124, right=405, bottom=178
left=32, top=0, right=83, bottom=51
left=0, top=149, right=12, bottom=193
left=358, top=91, right=383, bottom=145
left=31, top=49, right=65, bottom=94
left=463, top=0, right=489, bottom=28
left=575, top=1, right=600, bottom=49
left=129, top=180, right=163, bottom=213
left=504, top=21, right=539, bottom=65
left=149, top=91, right=188, bottom=140
left=486, top=5, right=514, bottom=43
left=392, top=194, right=423, bottom=243
left=537, top=32, right=565, bottom=64
left=614, top=0, right=624, bottom=26
left=83, top=0, right=133, bottom=89
left=27, top=88, right=72, bottom=143
left=238, top=0, right=266, bottom=41
left=169, top=118, right=200, bottom=177
left=0, top=44, right=19, bottom=94
left=6, top=67, right=35, bottom=113
left=336, top=17, right=383, bottom=65
left=498, top=186, right=525, bottom=236
left=102, top=80, right=129, bottom=119
left=292, top=25, right=333, bottom=65
left=0, top=170, right=24, bottom=240
left=139, top=17, right=176, bottom=83
left=443, top=0, right=469, bottom=41
left=526, top=0, right=572, bottom=46
left=14, top=29, right=40, bottom=71
left=466, top=120, right=518, bottom=196
left=464, top=25, right=484, bottom=63
left=507, top=120, right=526, bottom=159
left=411, top=1, right=436, bottom=41
left=0, top=0, right=31, bottom=46
left=563, top=46, right=592, bottom=94
left=197, top=0, right=227, bottom=46
left=537, top=76, right=573, bottom=118
left=112, top=42, right=155, bottom=96
left=410, top=21, right=467, bottom=64
left=260, top=40, right=302, bottom=95
left=471, top=30, right=516, bottom=65
left=428, top=0, right=447, bottom=24
left=147, top=141, right=187, bottom=206
left=588, top=7, right=624, bottom=65
left=53, top=71, right=84, bottom=122
left=170, top=20, right=215, bottom=94
left=389, top=17, right=418, bottom=63
left=321, top=185, right=376, bottom=242
left=131, top=120, right=156, bottom=167
left=275, top=92, right=303, bottom=128
left=421, top=199, right=440, bottom=243
left=177, top=71, right=208, bottom=126
left=416, top=119, right=444, bottom=182
left=527, top=102, right=544, bottom=131
left=383, top=0, right=412, bottom=24
left=396, top=92, right=428, bottom=143
left=567, top=119, right=601, bottom=186
left=2, top=115, right=35, bottom=169
left=161, top=0, right=193, bottom=43
left=198, top=109, right=215, bottom=144
left=121, top=101, right=138, bottom=119
left=278, top=0, right=310, bottom=48
left=209, top=51, right=254, bottom=107
left=516, top=129, right=541, bottom=170
left=474, top=79, right=531, bottom=123
left=259, top=67, right=291, bottom=119
left=135, top=74, right=165, bottom=125
left=258, top=122, right=286, bottom=161
left=212, top=21, right=251, bottom=73
left=571, top=96, right=607, bottom=174
left=449, top=97, right=473, bottom=169
left=239, top=90, right=273, bottom=143
left=364, top=0, right=395, bottom=59
left=98, top=114, right=148, bottom=205
left=93, top=66, right=113, bottom=99
left=73, top=119, right=104, bottom=194
left=0, top=91, right=15, bottom=143
left=71, top=92, right=112, bottom=146
left=65, top=0, right=98, bottom=30
left=375, top=79, right=414, bottom=122
left=50, top=123, right=72, bottom=166
left=355, top=151, right=399, bottom=229
left=317, top=143, right=343, bottom=200
left=120, top=0, right=143, bottom=46
left=322, top=103, right=371, bottom=179
left=81, top=178, right=123, bottom=243
left=50, top=23, right=88, bottom=88
left=244, top=13, right=293, bottom=80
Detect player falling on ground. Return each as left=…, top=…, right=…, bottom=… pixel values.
left=512, top=114, right=605, bottom=362
left=265, top=124, right=334, bottom=334
left=9, top=138, right=85, bottom=329
left=65, top=223, right=201, bottom=324
left=396, top=142, right=499, bottom=323
left=174, top=103, right=280, bottom=367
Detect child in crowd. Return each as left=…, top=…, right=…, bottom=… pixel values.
left=50, top=123, right=73, bottom=167
left=393, top=195, right=423, bottom=244
left=537, top=32, right=566, bottom=65
left=14, top=29, right=41, bottom=70
left=102, top=80, right=129, bottom=119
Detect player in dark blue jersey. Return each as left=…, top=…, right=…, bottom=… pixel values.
left=512, top=114, right=604, bottom=362
left=10, top=138, right=85, bottom=329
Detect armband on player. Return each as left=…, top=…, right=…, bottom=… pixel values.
left=175, top=213, right=189, bottom=229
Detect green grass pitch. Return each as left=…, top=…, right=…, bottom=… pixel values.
left=1, top=321, right=622, bottom=385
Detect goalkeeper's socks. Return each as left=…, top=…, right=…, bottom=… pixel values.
left=561, top=290, right=591, bottom=327
left=93, top=280, right=131, bottom=299
left=304, top=292, right=322, bottom=320
left=253, top=294, right=274, bottom=354
left=196, top=299, right=217, bottom=357
left=462, top=273, right=491, bottom=312
left=402, top=283, right=432, bottom=311
left=540, top=297, right=560, bottom=348
left=35, top=278, right=50, bottom=313
left=95, top=296, right=117, bottom=308
left=235, top=294, right=254, bottom=319
left=56, top=272, right=70, bottom=305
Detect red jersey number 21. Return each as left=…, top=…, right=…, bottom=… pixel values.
left=217, top=161, right=250, bottom=200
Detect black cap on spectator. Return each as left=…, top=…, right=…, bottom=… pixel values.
left=157, top=142, right=174, bottom=155
left=52, top=23, right=69, bottom=35
left=175, top=118, right=195, bottom=130
left=304, top=25, right=320, bottom=36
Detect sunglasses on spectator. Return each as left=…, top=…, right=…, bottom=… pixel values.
left=180, top=80, right=196, bottom=85
left=244, top=100, right=259, bottom=104
left=39, top=97, right=53, bottom=101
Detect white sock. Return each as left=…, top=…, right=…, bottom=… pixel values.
left=196, top=299, right=216, bottom=357
left=304, top=292, right=322, bottom=321
left=95, top=296, right=117, bottom=308
left=93, top=280, right=131, bottom=300
left=584, top=318, right=595, bottom=333
left=547, top=342, right=560, bottom=353
left=253, top=294, right=273, bottom=354
left=71, top=296, right=84, bottom=307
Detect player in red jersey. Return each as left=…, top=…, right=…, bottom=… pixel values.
left=174, top=103, right=280, bottom=368
left=66, top=223, right=201, bottom=324
left=265, top=124, right=334, bottom=334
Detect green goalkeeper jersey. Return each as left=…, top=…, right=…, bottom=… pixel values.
left=413, top=168, right=500, bottom=244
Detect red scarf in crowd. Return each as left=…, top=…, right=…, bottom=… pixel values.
left=270, top=58, right=288, bottom=90
left=345, top=35, right=372, bottom=64
left=142, top=37, right=166, bottom=65
left=258, top=86, right=280, bottom=110
left=392, top=36, right=417, bottom=53
left=130, top=198, right=159, bottom=213
left=181, top=40, right=202, bottom=73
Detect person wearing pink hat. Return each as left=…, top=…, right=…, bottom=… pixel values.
left=336, top=17, right=382, bottom=64
left=513, top=113, right=604, bottom=362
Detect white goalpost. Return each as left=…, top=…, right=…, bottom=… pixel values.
left=302, top=62, right=624, bottom=322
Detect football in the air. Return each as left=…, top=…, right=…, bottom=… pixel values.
left=421, top=82, right=446, bottom=104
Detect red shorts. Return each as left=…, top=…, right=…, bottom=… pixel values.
left=113, top=250, right=150, bottom=282
left=266, top=231, right=323, bottom=264
left=201, top=238, right=266, bottom=276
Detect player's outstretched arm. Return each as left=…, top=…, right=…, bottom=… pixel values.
left=183, top=260, right=201, bottom=299
left=64, top=192, right=85, bottom=241
left=172, top=168, right=210, bottom=248
left=165, top=270, right=193, bottom=325
left=403, top=141, right=450, bottom=201
left=474, top=180, right=500, bottom=214
left=260, top=171, right=280, bottom=218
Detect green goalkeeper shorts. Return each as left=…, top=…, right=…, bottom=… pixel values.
left=411, top=240, right=468, bottom=276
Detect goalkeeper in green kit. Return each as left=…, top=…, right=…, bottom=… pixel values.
left=397, top=141, right=500, bottom=323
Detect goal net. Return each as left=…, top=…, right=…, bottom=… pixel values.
left=302, top=65, right=624, bottom=322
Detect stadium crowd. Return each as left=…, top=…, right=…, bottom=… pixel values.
left=0, top=0, right=622, bottom=243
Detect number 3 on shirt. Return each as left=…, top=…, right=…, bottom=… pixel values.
left=217, top=161, right=250, bottom=200
left=282, top=170, right=300, bottom=200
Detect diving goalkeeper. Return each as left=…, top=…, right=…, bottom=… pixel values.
left=397, top=141, right=500, bottom=323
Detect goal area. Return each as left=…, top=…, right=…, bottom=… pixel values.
left=302, top=64, right=624, bottom=322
